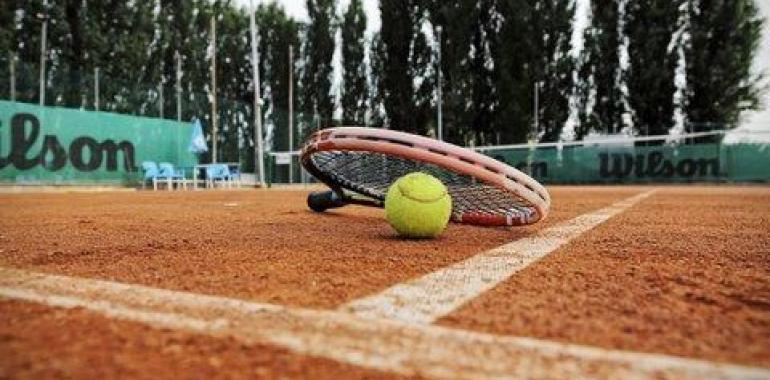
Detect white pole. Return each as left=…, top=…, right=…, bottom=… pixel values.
left=211, top=15, right=218, bottom=163
left=94, top=67, right=100, bottom=110
left=288, top=44, right=294, bottom=184
left=436, top=26, right=443, bottom=141
left=176, top=51, right=182, bottom=122
left=298, top=121, right=306, bottom=183
left=10, top=54, right=16, bottom=102
left=159, top=78, right=164, bottom=119
left=250, top=0, right=265, bottom=187
left=526, top=82, right=539, bottom=176
left=174, top=52, right=182, bottom=165
left=39, top=0, right=48, bottom=106
left=533, top=82, right=539, bottom=140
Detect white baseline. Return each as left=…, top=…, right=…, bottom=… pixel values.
left=0, top=266, right=767, bottom=380
left=341, top=189, right=657, bottom=324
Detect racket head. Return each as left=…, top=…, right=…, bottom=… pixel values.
left=301, top=127, right=550, bottom=226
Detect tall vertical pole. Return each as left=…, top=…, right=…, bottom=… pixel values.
left=436, top=27, right=443, bottom=141
left=176, top=51, right=182, bottom=122
left=288, top=45, right=294, bottom=184
left=533, top=82, right=539, bottom=140
left=10, top=54, right=16, bottom=102
left=174, top=52, right=182, bottom=165
left=211, top=15, right=218, bottom=163
left=250, top=0, right=265, bottom=187
left=526, top=82, right=539, bottom=176
left=94, top=67, right=100, bottom=110
left=39, top=0, right=48, bottom=106
left=159, top=78, right=164, bottom=119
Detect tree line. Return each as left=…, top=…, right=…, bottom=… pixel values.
left=0, top=0, right=764, bottom=165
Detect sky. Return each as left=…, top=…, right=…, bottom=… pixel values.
left=235, top=0, right=381, bottom=36
left=237, top=0, right=770, bottom=137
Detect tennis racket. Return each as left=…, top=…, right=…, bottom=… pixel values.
left=300, top=127, right=550, bottom=226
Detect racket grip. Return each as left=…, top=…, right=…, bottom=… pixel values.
left=307, top=190, right=346, bottom=212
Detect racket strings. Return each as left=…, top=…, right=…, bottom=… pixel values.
left=310, top=151, right=534, bottom=223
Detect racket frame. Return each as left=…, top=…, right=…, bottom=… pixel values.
left=301, top=127, right=550, bottom=226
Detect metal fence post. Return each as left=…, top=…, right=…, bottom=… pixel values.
left=250, top=0, right=265, bottom=187
left=39, top=0, right=49, bottom=106
left=437, top=26, right=443, bottom=141
left=176, top=51, right=182, bottom=122
left=94, top=67, right=100, bottom=111
left=9, top=54, right=16, bottom=101
left=159, top=78, right=164, bottom=119
left=288, top=44, right=294, bottom=184
left=211, top=15, right=218, bottom=163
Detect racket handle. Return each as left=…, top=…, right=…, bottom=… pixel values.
left=307, top=190, right=346, bottom=212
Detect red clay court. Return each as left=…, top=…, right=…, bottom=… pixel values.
left=0, top=185, right=768, bottom=379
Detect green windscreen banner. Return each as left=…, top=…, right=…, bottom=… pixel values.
left=482, top=140, right=770, bottom=183
left=0, top=101, right=196, bottom=184
left=267, top=138, right=769, bottom=185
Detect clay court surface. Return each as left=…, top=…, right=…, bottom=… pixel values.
left=0, top=185, right=768, bottom=379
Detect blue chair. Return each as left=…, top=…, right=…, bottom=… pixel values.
left=141, top=161, right=161, bottom=190
left=228, top=165, right=242, bottom=187
left=158, top=162, right=187, bottom=190
left=205, top=164, right=231, bottom=188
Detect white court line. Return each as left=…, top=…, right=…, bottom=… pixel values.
left=0, top=267, right=767, bottom=380
left=341, top=190, right=657, bottom=324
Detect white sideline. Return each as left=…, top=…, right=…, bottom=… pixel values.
left=341, top=189, right=657, bottom=324
left=0, top=267, right=767, bottom=380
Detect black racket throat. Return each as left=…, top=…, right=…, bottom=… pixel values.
left=307, top=189, right=383, bottom=212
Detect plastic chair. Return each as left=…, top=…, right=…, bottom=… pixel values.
left=228, top=165, right=242, bottom=187
left=205, top=164, right=231, bottom=188
left=141, top=161, right=161, bottom=190
left=158, top=162, right=187, bottom=190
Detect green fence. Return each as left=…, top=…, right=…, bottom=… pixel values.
left=3, top=99, right=768, bottom=186
left=483, top=140, right=770, bottom=184
left=0, top=101, right=196, bottom=184
left=268, top=136, right=770, bottom=185
left=721, top=143, right=770, bottom=182
left=2, top=58, right=315, bottom=175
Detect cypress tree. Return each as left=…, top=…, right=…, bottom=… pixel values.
left=533, top=0, right=576, bottom=142
left=467, top=1, right=499, bottom=145
left=303, top=0, right=336, bottom=130
left=576, top=0, right=625, bottom=139
left=625, top=0, right=683, bottom=137
left=493, top=0, right=574, bottom=144
left=0, top=4, right=11, bottom=100
left=217, top=4, right=253, bottom=163
left=684, top=0, right=765, bottom=131
left=379, top=0, right=432, bottom=135
left=368, top=32, right=386, bottom=127
left=255, top=4, right=300, bottom=153
left=428, top=1, right=493, bottom=145
left=492, top=0, right=534, bottom=144
left=340, top=0, right=368, bottom=126
left=60, top=0, right=86, bottom=107
left=82, top=0, right=155, bottom=114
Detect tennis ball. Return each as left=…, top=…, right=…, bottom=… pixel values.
left=384, top=172, right=452, bottom=238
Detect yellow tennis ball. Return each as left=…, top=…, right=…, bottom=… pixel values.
left=384, top=172, right=452, bottom=238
